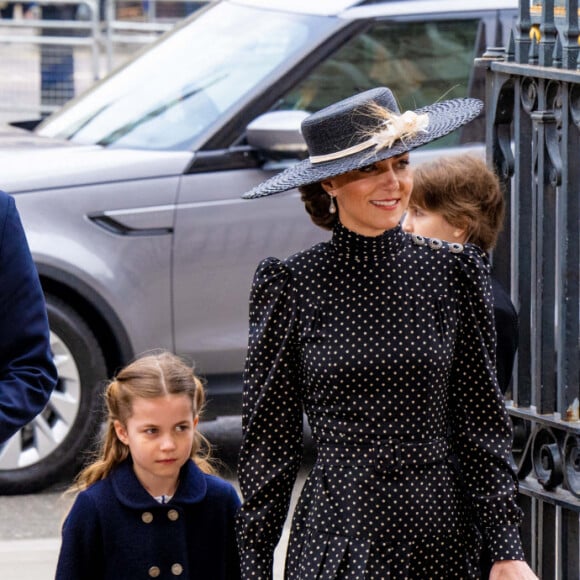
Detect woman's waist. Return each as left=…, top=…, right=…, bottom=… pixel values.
left=314, top=436, right=450, bottom=473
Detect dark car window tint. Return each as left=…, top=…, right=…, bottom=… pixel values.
left=275, top=17, right=485, bottom=147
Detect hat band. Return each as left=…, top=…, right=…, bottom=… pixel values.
left=309, top=139, right=375, bottom=165
left=308, top=109, right=429, bottom=165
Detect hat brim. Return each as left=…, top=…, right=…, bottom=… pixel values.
left=242, top=98, right=483, bottom=199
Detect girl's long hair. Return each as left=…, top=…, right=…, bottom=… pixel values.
left=71, top=350, right=215, bottom=491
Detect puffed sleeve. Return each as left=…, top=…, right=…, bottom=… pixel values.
left=448, top=244, right=525, bottom=562
left=236, top=257, right=303, bottom=578
left=0, top=192, right=57, bottom=444
left=55, top=491, right=105, bottom=580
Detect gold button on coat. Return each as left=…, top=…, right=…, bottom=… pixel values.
left=171, top=563, right=184, bottom=575
left=167, top=509, right=179, bottom=521
left=148, top=566, right=161, bottom=577
left=141, top=512, right=154, bottom=524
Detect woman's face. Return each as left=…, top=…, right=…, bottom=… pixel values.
left=321, top=154, right=413, bottom=237
left=402, top=205, right=467, bottom=243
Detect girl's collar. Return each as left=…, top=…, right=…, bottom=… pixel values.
left=111, top=458, right=207, bottom=508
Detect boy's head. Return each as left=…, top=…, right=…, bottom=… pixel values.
left=405, top=154, right=505, bottom=251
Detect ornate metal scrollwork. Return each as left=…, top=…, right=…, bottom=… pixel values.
left=570, top=83, right=580, bottom=129
left=563, top=434, right=580, bottom=498
left=510, top=417, right=533, bottom=478
left=509, top=413, right=580, bottom=498
left=532, top=427, right=564, bottom=490
left=545, top=81, right=563, bottom=186
left=492, top=80, right=515, bottom=181
left=521, top=77, right=538, bottom=113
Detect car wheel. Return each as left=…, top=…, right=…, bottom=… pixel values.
left=0, top=295, right=107, bottom=494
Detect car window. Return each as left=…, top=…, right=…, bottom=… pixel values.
left=273, top=16, right=486, bottom=148
left=36, top=3, right=335, bottom=150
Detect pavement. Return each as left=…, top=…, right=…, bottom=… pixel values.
left=0, top=538, right=60, bottom=580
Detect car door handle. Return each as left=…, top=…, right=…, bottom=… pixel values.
left=88, top=206, right=174, bottom=236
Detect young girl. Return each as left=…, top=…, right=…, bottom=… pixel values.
left=55, top=350, right=241, bottom=580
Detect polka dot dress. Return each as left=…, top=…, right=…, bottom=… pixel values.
left=237, top=222, right=525, bottom=579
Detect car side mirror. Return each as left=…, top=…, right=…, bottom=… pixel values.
left=246, top=110, right=309, bottom=160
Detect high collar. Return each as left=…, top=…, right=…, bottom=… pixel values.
left=330, top=221, right=406, bottom=262
left=111, top=458, right=208, bottom=509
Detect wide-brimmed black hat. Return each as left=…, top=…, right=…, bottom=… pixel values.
left=242, top=87, right=483, bottom=199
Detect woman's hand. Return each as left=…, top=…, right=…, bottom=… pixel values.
left=490, top=560, right=539, bottom=579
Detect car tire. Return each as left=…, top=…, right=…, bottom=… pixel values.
left=0, top=294, right=108, bottom=494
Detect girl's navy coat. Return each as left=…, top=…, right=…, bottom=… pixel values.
left=0, top=190, right=56, bottom=443
left=56, top=458, right=241, bottom=580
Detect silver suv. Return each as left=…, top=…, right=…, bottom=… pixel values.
left=0, top=0, right=517, bottom=493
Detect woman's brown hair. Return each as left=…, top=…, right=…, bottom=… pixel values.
left=299, top=182, right=339, bottom=230
left=70, top=350, right=215, bottom=492
left=410, top=154, right=505, bottom=251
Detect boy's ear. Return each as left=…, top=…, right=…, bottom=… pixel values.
left=193, top=416, right=199, bottom=428
left=453, top=218, right=470, bottom=242
left=453, top=227, right=468, bottom=240
left=114, top=420, right=129, bottom=445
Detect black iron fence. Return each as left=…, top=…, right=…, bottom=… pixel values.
left=481, top=1, right=580, bottom=577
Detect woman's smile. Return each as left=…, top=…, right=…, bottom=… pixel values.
left=370, top=198, right=400, bottom=209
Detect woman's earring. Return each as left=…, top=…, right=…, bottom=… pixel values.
left=328, top=195, right=337, bottom=214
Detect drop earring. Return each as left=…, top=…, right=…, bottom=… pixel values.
left=328, top=195, right=337, bottom=214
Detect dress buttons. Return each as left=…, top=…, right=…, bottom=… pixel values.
left=449, top=242, right=464, bottom=253
left=171, top=563, right=184, bottom=576
left=428, top=237, right=443, bottom=250
left=148, top=566, right=161, bottom=577
left=167, top=509, right=179, bottom=521
left=141, top=512, right=154, bottom=524
left=411, top=233, right=426, bottom=246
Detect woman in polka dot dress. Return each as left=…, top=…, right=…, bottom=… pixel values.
left=236, top=87, right=537, bottom=579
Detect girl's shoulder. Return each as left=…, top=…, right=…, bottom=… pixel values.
left=65, top=478, right=112, bottom=521
left=204, top=473, right=240, bottom=497
left=76, top=476, right=111, bottom=499
left=182, top=459, right=240, bottom=507
left=199, top=472, right=241, bottom=511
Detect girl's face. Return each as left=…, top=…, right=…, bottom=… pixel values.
left=402, top=205, right=467, bottom=243
left=321, top=154, right=413, bottom=237
left=114, top=394, right=197, bottom=497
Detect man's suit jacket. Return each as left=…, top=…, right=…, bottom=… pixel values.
left=0, top=190, right=57, bottom=443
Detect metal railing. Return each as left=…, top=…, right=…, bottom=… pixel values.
left=0, top=0, right=101, bottom=118
left=0, top=0, right=209, bottom=122
left=481, top=1, right=580, bottom=577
